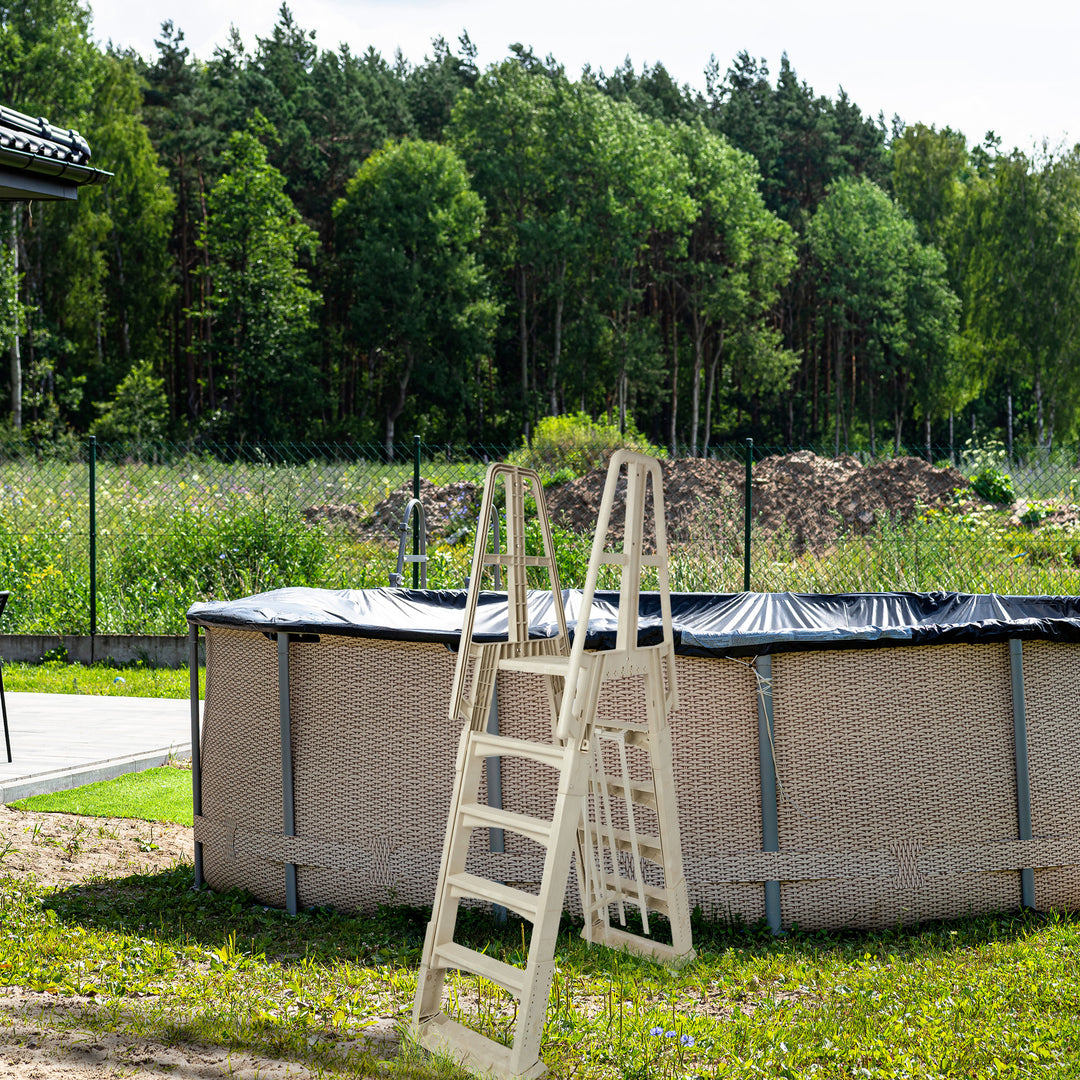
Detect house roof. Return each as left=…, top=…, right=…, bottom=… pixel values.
left=0, top=103, right=112, bottom=201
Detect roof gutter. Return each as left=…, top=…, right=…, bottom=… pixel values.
left=0, top=143, right=112, bottom=187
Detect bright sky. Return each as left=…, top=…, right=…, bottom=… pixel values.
left=90, top=0, right=1078, bottom=155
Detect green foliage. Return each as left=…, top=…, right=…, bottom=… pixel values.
left=90, top=360, right=169, bottom=445
left=971, top=464, right=1016, bottom=504
left=958, top=146, right=1080, bottom=446
left=807, top=177, right=962, bottom=452
left=333, top=136, right=497, bottom=457
left=195, top=117, right=321, bottom=440
left=508, top=412, right=664, bottom=480
left=1020, top=501, right=1053, bottom=527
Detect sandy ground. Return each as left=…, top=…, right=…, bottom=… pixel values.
left=0, top=803, right=396, bottom=1078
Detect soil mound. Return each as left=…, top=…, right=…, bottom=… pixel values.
left=306, top=452, right=972, bottom=557
left=307, top=479, right=481, bottom=544
left=752, top=451, right=969, bottom=552
left=545, top=451, right=971, bottom=552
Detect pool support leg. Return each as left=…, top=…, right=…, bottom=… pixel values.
left=278, top=632, right=299, bottom=916
left=1009, top=638, right=1035, bottom=909
left=755, top=654, right=782, bottom=934
left=190, top=624, right=203, bottom=889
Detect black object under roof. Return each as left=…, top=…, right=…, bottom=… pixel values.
left=187, top=587, right=1080, bottom=657
left=0, top=103, right=111, bottom=201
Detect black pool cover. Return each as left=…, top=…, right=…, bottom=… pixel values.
left=187, top=588, right=1080, bottom=657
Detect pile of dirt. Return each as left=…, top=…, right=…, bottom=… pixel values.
left=304, top=452, right=974, bottom=557
left=751, top=451, right=971, bottom=551
left=544, top=451, right=972, bottom=552
left=306, top=478, right=481, bottom=545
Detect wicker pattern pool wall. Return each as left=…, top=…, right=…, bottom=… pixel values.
left=188, top=599, right=1080, bottom=930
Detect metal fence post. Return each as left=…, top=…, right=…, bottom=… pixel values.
left=413, top=434, right=421, bottom=588
left=89, top=435, right=97, bottom=641
left=743, top=437, right=753, bottom=592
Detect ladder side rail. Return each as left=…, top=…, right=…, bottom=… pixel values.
left=509, top=742, right=592, bottom=1075
left=645, top=456, right=679, bottom=711
left=556, top=452, right=627, bottom=741
left=448, top=463, right=504, bottom=719
left=591, top=732, right=628, bottom=926
left=390, top=498, right=429, bottom=589
left=527, top=472, right=570, bottom=644
left=504, top=470, right=530, bottom=644
left=615, top=459, right=647, bottom=653
left=580, top=765, right=604, bottom=941
left=610, top=728, right=650, bottom=934
left=643, top=646, right=693, bottom=958
left=414, top=679, right=497, bottom=1023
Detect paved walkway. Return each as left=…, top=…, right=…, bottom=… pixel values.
left=0, top=693, right=195, bottom=803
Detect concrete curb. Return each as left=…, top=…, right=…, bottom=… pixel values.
left=0, top=634, right=201, bottom=667
left=1, top=743, right=192, bottom=803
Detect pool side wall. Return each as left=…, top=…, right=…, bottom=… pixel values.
left=192, top=628, right=1079, bottom=929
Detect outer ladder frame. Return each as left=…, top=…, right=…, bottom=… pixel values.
left=412, top=453, right=693, bottom=1080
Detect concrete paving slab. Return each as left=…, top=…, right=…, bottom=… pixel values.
left=0, top=692, right=196, bottom=803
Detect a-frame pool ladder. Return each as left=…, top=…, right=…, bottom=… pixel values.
left=411, top=450, right=694, bottom=1079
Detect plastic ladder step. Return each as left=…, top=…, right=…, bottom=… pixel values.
left=584, top=873, right=671, bottom=917
left=470, top=732, right=567, bottom=769
left=589, top=826, right=664, bottom=863
left=459, top=803, right=553, bottom=846
left=593, top=775, right=657, bottom=808
left=446, top=872, right=541, bottom=921
left=433, top=940, right=528, bottom=997
left=498, top=654, right=573, bottom=676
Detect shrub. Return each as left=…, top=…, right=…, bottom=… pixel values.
left=508, top=412, right=664, bottom=483
left=971, top=465, right=1015, bottom=504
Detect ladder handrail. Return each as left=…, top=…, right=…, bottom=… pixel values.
left=464, top=498, right=502, bottom=590
left=450, top=463, right=569, bottom=723
left=389, top=497, right=428, bottom=589
left=557, top=450, right=676, bottom=740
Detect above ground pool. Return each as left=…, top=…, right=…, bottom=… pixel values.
left=186, top=588, right=1080, bottom=931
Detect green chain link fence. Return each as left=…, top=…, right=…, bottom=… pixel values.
left=0, top=435, right=1077, bottom=636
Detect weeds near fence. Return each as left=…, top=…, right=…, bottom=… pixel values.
left=2, top=440, right=1080, bottom=635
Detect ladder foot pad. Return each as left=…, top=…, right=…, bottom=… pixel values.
left=584, top=923, right=696, bottom=968
left=414, top=1013, right=547, bottom=1080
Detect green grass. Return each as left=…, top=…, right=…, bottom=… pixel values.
left=4, top=765, right=1080, bottom=1076
left=2, top=660, right=202, bottom=698
left=10, top=766, right=193, bottom=826
left=1, top=864, right=1079, bottom=1077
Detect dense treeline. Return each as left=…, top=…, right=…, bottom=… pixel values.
left=3, top=1, right=1079, bottom=456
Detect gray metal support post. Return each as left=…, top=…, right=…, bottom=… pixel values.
left=1009, top=638, right=1036, bottom=908
left=89, top=435, right=97, bottom=645
left=743, top=438, right=753, bottom=592
left=190, top=624, right=203, bottom=888
left=278, top=633, right=298, bottom=915
left=413, top=435, right=422, bottom=588
left=755, top=653, right=782, bottom=933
